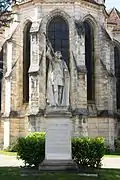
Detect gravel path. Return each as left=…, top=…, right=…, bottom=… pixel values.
left=102, top=157, right=120, bottom=169
left=0, top=155, right=120, bottom=168
left=0, top=155, right=24, bottom=167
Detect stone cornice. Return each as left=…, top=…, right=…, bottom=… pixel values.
left=113, top=29, right=120, bottom=33
left=16, top=0, right=32, bottom=5
left=13, top=0, right=104, bottom=11
left=12, top=0, right=33, bottom=10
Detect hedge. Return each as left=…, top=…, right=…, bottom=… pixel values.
left=16, top=132, right=105, bottom=168
left=72, top=137, right=105, bottom=168
left=17, top=132, right=45, bottom=167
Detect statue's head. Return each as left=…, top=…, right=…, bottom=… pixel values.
left=55, top=51, right=62, bottom=59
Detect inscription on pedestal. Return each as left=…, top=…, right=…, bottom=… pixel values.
left=46, top=118, right=72, bottom=160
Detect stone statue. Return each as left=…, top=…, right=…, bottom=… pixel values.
left=46, top=50, right=70, bottom=107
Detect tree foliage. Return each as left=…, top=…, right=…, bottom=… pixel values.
left=0, top=0, right=16, bottom=28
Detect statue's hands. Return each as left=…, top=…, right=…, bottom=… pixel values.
left=64, top=68, right=69, bottom=78
left=46, top=46, right=51, bottom=54
left=64, top=68, right=69, bottom=73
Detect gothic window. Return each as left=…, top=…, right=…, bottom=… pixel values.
left=23, top=21, right=32, bottom=102
left=84, top=21, right=95, bottom=102
left=114, top=45, right=120, bottom=109
left=0, top=48, right=3, bottom=110
left=47, top=16, right=69, bottom=67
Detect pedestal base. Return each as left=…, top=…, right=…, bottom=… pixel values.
left=39, top=159, right=78, bottom=171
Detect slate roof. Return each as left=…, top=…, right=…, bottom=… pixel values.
left=107, top=8, right=120, bottom=31
left=107, top=8, right=120, bottom=25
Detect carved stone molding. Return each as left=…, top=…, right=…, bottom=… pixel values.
left=71, top=108, right=88, bottom=116
left=30, top=21, right=41, bottom=33
left=97, top=110, right=115, bottom=118
left=77, top=65, right=87, bottom=73
left=15, top=0, right=32, bottom=5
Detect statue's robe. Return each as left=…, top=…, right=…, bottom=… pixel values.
left=46, top=54, right=70, bottom=107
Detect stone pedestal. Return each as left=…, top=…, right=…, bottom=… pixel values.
left=39, top=109, right=77, bottom=171
left=39, top=160, right=77, bottom=171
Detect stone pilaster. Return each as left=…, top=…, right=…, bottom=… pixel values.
left=4, top=41, right=12, bottom=116
left=3, top=41, right=13, bottom=148
left=72, top=20, right=87, bottom=113
left=29, top=21, right=44, bottom=115
left=4, top=118, right=10, bottom=149
left=105, top=42, right=114, bottom=114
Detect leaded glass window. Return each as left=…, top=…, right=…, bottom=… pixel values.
left=47, top=16, right=69, bottom=67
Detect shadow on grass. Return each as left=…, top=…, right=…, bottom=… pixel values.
left=105, top=152, right=120, bottom=156
left=99, top=168, right=120, bottom=180
left=0, top=167, right=21, bottom=180
left=0, top=166, right=120, bottom=180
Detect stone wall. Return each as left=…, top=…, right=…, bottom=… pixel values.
left=88, top=117, right=116, bottom=148
left=7, top=115, right=116, bottom=149
left=10, top=117, right=29, bottom=144
left=71, top=116, right=116, bottom=148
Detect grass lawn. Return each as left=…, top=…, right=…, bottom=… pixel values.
left=0, top=151, right=120, bottom=179
left=0, top=167, right=120, bottom=180
left=1, top=150, right=120, bottom=158
left=0, top=150, right=17, bottom=156
left=104, top=154, right=120, bottom=158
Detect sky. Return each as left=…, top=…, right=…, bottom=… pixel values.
left=105, top=0, right=120, bottom=10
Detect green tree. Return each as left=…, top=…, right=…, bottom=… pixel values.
left=0, top=0, right=16, bottom=28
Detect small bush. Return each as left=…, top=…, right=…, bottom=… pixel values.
left=17, top=132, right=45, bottom=167
left=72, top=137, right=105, bottom=168
left=17, top=132, right=105, bottom=168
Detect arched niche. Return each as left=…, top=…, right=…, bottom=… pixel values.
left=46, top=16, right=69, bottom=68
left=83, top=20, right=95, bottom=102
left=114, top=41, right=120, bottom=110
left=23, top=20, right=32, bottom=103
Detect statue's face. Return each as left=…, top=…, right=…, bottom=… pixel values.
left=55, top=51, right=62, bottom=59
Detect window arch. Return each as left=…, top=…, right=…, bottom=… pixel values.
left=114, top=44, right=120, bottom=110
left=47, top=16, right=69, bottom=67
left=84, top=20, right=95, bottom=102
left=23, top=21, right=32, bottom=102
